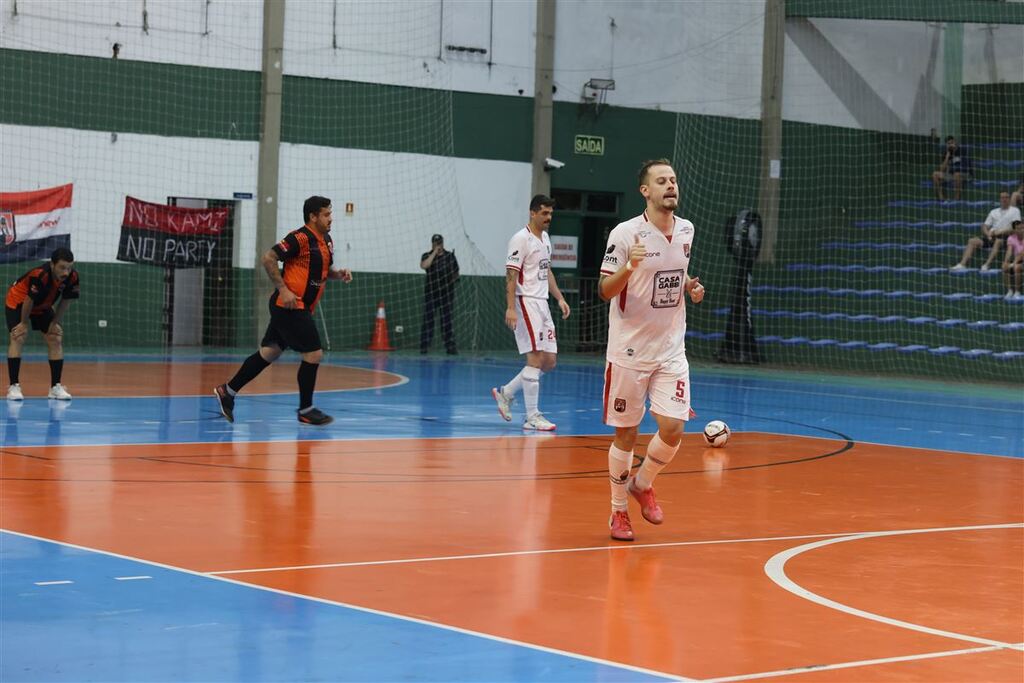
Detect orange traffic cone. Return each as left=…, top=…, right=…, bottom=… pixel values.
left=367, top=300, right=394, bottom=351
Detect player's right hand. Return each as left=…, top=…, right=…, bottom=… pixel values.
left=277, top=287, right=298, bottom=309
left=10, top=323, right=27, bottom=341
left=505, top=307, right=517, bottom=330
left=628, top=234, right=646, bottom=269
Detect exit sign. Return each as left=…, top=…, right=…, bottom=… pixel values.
left=574, top=134, right=605, bottom=156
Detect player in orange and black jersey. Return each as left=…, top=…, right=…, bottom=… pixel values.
left=213, top=196, right=352, bottom=425
left=5, top=247, right=79, bottom=401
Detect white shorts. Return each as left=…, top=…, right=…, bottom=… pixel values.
left=602, top=359, right=691, bottom=427
left=514, top=296, right=557, bottom=354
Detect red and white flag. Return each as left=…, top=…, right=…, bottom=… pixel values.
left=0, top=184, right=73, bottom=264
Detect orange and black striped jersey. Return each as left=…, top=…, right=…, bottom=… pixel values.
left=5, top=263, right=80, bottom=314
left=271, top=226, right=333, bottom=312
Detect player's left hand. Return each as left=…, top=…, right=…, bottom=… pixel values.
left=687, top=277, right=705, bottom=303
left=557, top=298, right=570, bottom=320
left=340, top=268, right=353, bottom=283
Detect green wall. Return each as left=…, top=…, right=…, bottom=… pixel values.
left=786, top=0, right=1024, bottom=23
left=962, top=83, right=1024, bottom=143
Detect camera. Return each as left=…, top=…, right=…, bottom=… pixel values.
left=543, top=157, right=565, bottom=170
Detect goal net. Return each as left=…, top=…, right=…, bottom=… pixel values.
left=673, top=15, right=1024, bottom=384
left=0, top=0, right=501, bottom=355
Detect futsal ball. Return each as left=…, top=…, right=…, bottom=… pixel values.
left=703, top=420, right=730, bottom=448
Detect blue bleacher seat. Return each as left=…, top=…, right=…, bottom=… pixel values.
left=897, top=345, right=928, bottom=353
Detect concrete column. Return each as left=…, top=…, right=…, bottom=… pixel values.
left=254, top=0, right=285, bottom=342
left=941, top=22, right=963, bottom=138
left=757, top=0, right=784, bottom=264
left=531, top=0, right=556, bottom=196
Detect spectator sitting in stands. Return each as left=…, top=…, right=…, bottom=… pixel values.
left=1002, top=219, right=1023, bottom=301
left=951, top=191, right=1021, bottom=272
left=1011, top=175, right=1024, bottom=212
left=931, top=135, right=971, bottom=201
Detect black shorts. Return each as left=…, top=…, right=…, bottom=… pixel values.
left=5, top=306, right=54, bottom=333
left=260, top=303, right=322, bottom=353
left=980, top=235, right=1005, bottom=249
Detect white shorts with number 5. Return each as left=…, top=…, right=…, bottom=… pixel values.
left=602, top=358, right=691, bottom=427
left=514, top=296, right=557, bottom=354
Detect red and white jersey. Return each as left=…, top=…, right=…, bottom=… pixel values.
left=505, top=227, right=551, bottom=299
left=600, top=212, right=695, bottom=370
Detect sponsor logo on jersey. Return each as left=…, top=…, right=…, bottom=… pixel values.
left=651, top=269, right=685, bottom=308
left=606, top=245, right=615, bottom=254
left=683, top=244, right=690, bottom=257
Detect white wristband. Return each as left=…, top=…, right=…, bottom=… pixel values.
left=625, top=262, right=635, bottom=273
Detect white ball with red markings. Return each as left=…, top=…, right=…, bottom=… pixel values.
left=703, top=420, right=730, bottom=448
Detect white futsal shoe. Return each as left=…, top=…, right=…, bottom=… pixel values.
left=491, top=386, right=513, bottom=422
left=7, top=384, right=24, bottom=401
left=522, top=413, right=556, bottom=431
left=47, top=383, right=72, bottom=400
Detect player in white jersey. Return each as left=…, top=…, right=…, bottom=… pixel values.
left=491, top=194, right=571, bottom=431
left=598, top=159, right=705, bottom=541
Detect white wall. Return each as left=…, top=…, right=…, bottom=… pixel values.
left=962, top=22, right=1024, bottom=85
left=0, top=123, right=525, bottom=274
left=0, top=0, right=263, bottom=71
left=552, top=0, right=765, bottom=118
left=4, top=0, right=1020, bottom=130
left=276, top=142, right=528, bottom=275
left=0, top=124, right=259, bottom=265
left=783, top=18, right=1024, bottom=134
left=0, top=0, right=766, bottom=117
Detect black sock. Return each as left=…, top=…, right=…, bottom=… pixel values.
left=8, top=357, right=20, bottom=385
left=49, top=359, right=64, bottom=386
left=297, top=361, right=319, bottom=410
left=228, top=352, right=271, bottom=393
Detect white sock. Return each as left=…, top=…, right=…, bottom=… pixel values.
left=522, top=365, right=541, bottom=418
left=502, top=368, right=526, bottom=398
left=636, top=432, right=679, bottom=490
left=609, top=444, right=632, bottom=510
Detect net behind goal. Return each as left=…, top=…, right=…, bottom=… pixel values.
left=673, top=16, right=1024, bottom=385
left=0, top=0, right=502, bottom=355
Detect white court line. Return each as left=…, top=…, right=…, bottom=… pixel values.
left=114, top=575, right=152, bottom=581
left=1, top=528, right=687, bottom=682
left=699, top=643, right=1024, bottom=682
left=209, top=530, right=867, bottom=575
left=207, top=523, right=1019, bottom=576
left=34, top=580, right=73, bottom=586
left=764, top=523, right=1024, bottom=650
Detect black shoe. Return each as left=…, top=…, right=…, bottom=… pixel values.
left=298, top=407, right=333, bottom=425
left=213, top=384, right=234, bottom=423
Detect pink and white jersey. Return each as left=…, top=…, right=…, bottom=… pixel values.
left=600, top=212, right=695, bottom=371
left=505, top=227, right=551, bottom=299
